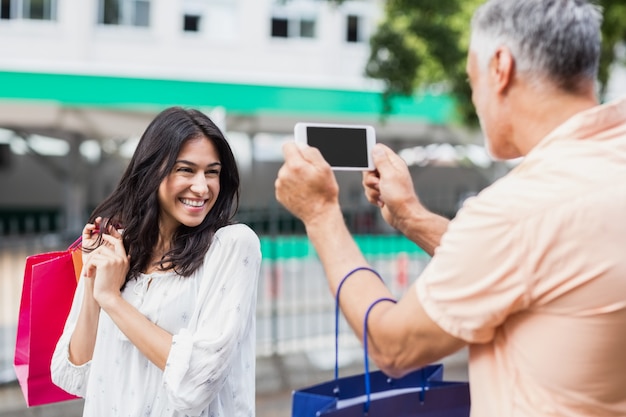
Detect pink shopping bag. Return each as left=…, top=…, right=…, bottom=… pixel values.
left=13, top=237, right=82, bottom=407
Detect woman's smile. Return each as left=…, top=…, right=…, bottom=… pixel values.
left=180, top=198, right=207, bottom=208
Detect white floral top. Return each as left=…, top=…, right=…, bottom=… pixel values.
left=51, top=224, right=261, bottom=417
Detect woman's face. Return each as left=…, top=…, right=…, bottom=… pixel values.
left=157, top=136, right=221, bottom=238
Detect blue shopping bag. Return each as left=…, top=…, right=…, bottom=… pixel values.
left=292, top=363, right=470, bottom=417
left=291, top=269, right=470, bottom=417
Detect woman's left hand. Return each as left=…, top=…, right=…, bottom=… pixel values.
left=85, top=227, right=130, bottom=308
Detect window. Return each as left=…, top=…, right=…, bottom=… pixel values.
left=346, top=14, right=363, bottom=43
left=270, top=0, right=319, bottom=40
left=98, top=0, right=150, bottom=27
left=299, top=18, right=315, bottom=38
left=181, top=0, right=238, bottom=40
left=270, top=16, right=316, bottom=39
left=0, top=0, right=10, bottom=19
left=0, top=0, right=56, bottom=20
left=26, top=0, right=49, bottom=19
left=183, top=14, right=200, bottom=32
left=270, top=17, right=288, bottom=37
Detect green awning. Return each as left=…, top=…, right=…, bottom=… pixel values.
left=261, top=234, right=428, bottom=261
left=0, top=70, right=457, bottom=124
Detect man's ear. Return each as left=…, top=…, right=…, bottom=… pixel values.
left=491, top=46, right=515, bottom=94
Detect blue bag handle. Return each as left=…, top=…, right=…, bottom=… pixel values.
left=334, top=267, right=384, bottom=383
left=362, top=297, right=398, bottom=413
left=334, top=267, right=402, bottom=413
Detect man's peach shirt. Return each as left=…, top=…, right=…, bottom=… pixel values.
left=417, top=98, right=626, bottom=416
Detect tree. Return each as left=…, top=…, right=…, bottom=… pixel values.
left=364, top=0, right=626, bottom=125
left=598, top=0, right=626, bottom=98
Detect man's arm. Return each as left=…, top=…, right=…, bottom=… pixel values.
left=275, top=143, right=465, bottom=377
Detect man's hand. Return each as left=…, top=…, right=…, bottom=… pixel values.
left=275, top=142, right=341, bottom=225
left=363, top=143, right=449, bottom=255
left=362, top=143, right=423, bottom=233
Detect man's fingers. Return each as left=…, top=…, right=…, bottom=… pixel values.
left=299, top=144, right=327, bottom=167
left=283, top=141, right=330, bottom=169
left=362, top=169, right=380, bottom=189
left=282, top=141, right=304, bottom=163
left=372, top=143, right=407, bottom=172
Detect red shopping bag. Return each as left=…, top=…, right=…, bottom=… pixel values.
left=13, top=237, right=82, bottom=407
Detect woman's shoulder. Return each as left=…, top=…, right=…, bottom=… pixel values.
left=214, top=223, right=260, bottom=248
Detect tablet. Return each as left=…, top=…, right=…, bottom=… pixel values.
left=293, top=122, right=376, bottom=171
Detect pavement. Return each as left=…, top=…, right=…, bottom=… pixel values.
left=0, top=349, right=469, bottom=417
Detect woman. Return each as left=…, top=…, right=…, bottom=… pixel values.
left=51, top=107, right=261, bottom=417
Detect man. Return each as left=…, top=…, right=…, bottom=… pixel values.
left=275, top=0, right=626, bottom=416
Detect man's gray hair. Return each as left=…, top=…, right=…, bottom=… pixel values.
left=470, top=0, right=603, bottom=92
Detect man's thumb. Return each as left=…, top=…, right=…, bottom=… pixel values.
left=372, top=143, right=393, bottom=168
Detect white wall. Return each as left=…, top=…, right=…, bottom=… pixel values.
left=0, top=0, right=383, bottom=91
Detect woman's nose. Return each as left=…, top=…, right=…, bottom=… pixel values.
left=189, top=173, right=208, bottom=194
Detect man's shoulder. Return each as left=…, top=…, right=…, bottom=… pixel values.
left=458, top=171, right=539, bottom=223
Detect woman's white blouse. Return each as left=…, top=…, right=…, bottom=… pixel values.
left=51, top=224, right=261, bottom=417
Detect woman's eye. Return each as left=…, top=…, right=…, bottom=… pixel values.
left=176, top=167, right=193, bottom=173
left=206, top=169, right=220, bottom=176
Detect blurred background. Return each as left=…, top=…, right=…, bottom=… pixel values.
left=0, top=0, right=625, bottom=416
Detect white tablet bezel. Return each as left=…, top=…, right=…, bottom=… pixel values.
left=293, top=122, right=376, bottom=171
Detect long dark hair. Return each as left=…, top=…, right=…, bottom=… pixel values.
left=87, top=107, right=240, bottom=286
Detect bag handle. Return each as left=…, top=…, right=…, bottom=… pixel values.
left=334, top=267, right=402, bottom=412
left=334, top=267, right=384, bottom=385
left=362, top=297, right=397, bottom=413
left=68, top=236, right=82, bottom=251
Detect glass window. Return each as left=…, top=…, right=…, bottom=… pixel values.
left=181, top=1, right=238, bottom=40
left=299, top=18, right=315, bottom=38
left=183, top=14, right=200, bottom=32
left=101, top=0, right=120, bottom=24
left=0, top=0, right=56, bottom=20
left=0, top=0, right=11, bottom=19
left=99, top=0, right=150, bottom=27
left=134, top=0, right=149, bottom=26
left=271, top=17, right=288, bottom=38
left=346, top=14, right=361, bottom=43
left=270, top=0, right=320, bottom=39
left=271, top=16, right=317, bottom=39
left=25, top=0, right=49, bottom=19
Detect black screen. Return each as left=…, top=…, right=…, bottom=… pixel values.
left=306, top=126, right=368, bottom=167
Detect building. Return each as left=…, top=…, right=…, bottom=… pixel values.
left=0, top=0, right=501, bottom=236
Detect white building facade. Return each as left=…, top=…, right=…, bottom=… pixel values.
left=0, top=0, right=455, bottom=135
left=0, top=0, right=463, bottom=235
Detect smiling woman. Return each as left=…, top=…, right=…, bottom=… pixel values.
left=157, top=137, right=222, bottom=242
left=49, top=106, right=261, bottom=417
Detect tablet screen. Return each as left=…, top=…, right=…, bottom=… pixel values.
left=306, top=126, right=369, bottom=168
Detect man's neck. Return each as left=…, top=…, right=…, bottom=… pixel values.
left=511, top=83, right=599, bottom=156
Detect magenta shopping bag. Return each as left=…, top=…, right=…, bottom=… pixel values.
left=13, top=238, right=82, bottom=407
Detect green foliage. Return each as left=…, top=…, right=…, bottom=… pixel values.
left=598, top=0, right=626, bottom=97
left=364, top=0, right=626, bottom=126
